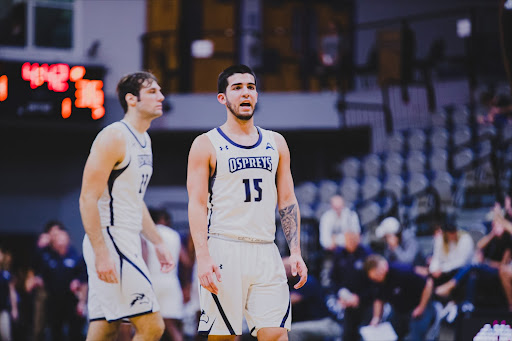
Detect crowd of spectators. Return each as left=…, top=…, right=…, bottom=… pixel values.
left=3, top=191, right=512, bottom=341
left=0, top=208, right=199, bottom=341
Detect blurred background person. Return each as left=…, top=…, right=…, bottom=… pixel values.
left=364, top=254, right=436, bottom=341
left=283, top=256, right=342, bottom=341
left=0, top=246, right=17, bottom=341
left=145, top=207, right=185, bottom=341
left=375, top=217, right=427, bottom=273
left=329, top=230, right=375, bottom=341
left=35, top=225, right=87, bottom=341
left=319, top=195, right=361, bottom=252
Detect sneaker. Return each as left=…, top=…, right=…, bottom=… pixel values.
left=446, top=302, right=458, bottom=324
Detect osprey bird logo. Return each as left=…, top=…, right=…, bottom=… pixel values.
left=130, top=293, right=148, bottom=307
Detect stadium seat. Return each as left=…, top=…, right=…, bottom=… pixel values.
left=339, top=177, right=360, bottom=206
left=406, top=128, right=427, bottom=151
left=317, top=179, right=339, bottom=203
left=383, top=152, right=404, bottom=176
left=339, top=157, right=361, bottom=179
left=360, top=175, right=382, bottom=201
left=429, top=127, right=449, bottom=150
left=386, top=132, right=405, bottom=154
left=406, top=172, right=429, bottom=197
left=362, top=153, right=382, bottom=178
left=295, top=181, right=318, bottom=206
left=383, top=174, right=405, bottom=201
left=405, top=150, right=427, bottom=174
left=429, top=148, right=449, bottom=172
left=452, top=125, right=472, bottom=150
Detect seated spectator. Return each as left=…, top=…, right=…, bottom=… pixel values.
left=35, top=227, right=87, bottom=341
left=319, top=195, right=361, bottom=251
left=283, top=256, right=342, bottom=341
left=429, top=222, right=474, bottom=289
left=375, top=217, right=426, bottom=269
left=329, top=230, right=375, bottom=341
left=0, top=246, right=17, bottom=341
left=435, top=217, right=512, bottom=310
left=364, top=254, right=436, bottom=341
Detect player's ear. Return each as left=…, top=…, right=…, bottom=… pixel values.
left=217, top=93, right=226, bottom=105
left=125, top=93, right=137, bottom=107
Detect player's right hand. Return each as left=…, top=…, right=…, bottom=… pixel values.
left=95, top=255, right=118, bottom=283
left=198, top=256, right=221, bottom=295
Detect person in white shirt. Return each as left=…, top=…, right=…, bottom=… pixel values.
left=319, top=195, right=360, bottom=251
left=429, top=223, right=474, bottom=288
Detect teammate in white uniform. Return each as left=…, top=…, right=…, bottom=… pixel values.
left=187, top=64, right=308, bottom=340
left=79, top=71, right=174, bottom=341
left=145, top=208, right=184, bottom=341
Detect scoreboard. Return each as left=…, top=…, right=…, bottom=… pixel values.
left=0, top=60, right=106, bottom=122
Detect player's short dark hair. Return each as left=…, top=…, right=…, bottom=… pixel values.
left=217, top=64, right=256, bottom=94
left=116, top=71, right=158, bottom=113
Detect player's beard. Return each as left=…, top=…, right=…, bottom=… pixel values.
left=227, top=98, right=254, bottom=121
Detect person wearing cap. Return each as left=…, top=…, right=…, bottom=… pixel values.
left=429, top=222, right=474, bottom=289
left=375, top=217, right=426, bottom=269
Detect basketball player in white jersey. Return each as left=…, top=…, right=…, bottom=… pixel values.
left=187, top=64, right=308, bottom=340
left=79, top=71, right=174, bottom=341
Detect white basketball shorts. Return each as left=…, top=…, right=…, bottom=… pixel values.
left=83, top=226, right=159, bottom=322
left=198, top=236, right=291, bottom=337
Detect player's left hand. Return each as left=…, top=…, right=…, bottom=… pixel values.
left=154, top=242, right=175, bottom=273
left=289, top=253, right=308, bottom=289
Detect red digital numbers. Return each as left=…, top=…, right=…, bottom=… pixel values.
left=0, top=75, right=7, bottom=102
left=20, top=62, right=104, bottom=120
left=75, top=79, right=105, bottom=119
left=21, top=62, right=69, bottom=92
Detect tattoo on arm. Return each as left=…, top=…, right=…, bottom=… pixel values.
left=279, top=204, right=298, bottom=250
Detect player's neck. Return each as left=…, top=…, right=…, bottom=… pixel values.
left=123, top=112, right=151, bottom=134
left=223, top=118, right=256, bottom=136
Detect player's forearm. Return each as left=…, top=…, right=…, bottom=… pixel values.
left=141, top=204, right=164, bottom=245
left=79, top=195, right=109, bottom=257
left=279, top=202, right=301, bottom=254
left=188, top=200, right=210, bottom=259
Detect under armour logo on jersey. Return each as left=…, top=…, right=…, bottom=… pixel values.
left=200, top=310, right=209, bottom=323
left=266, top=142, right=274, bottom=150
left=219, top=145, right=229, bottom=151
left=219, top=264, right=223, bottom=269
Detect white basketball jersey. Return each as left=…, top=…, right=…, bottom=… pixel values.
left=206, top=126, right=279, bottom=242
left=97, top=120, right=153, bottom=232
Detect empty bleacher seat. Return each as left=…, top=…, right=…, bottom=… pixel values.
left=405, top=150, right=427, bottom=174
left=406, top=128, right=427, bottom=151
left=452, top=147, right=474, bottom=173
left=429, top=148, right=449, bottom=172
left=386, top=132, right=405, bottom=154
left=339, top=177, right=360, bottom=205
left=295, top=181, right=318, bottom=206
left=453, top=125, right=472, bottom=150
left=362, top=153, right=382, bottom=178
left=431, top=171, right=455, bottom=206
left=429, top=127, right=449, bottom=150
left=339, top=157, right=361, bottom=179
left=383, top=174, right=405, bottom=201
left=317, top=179, right=339, bottom=203
left=360, top=175, right=382, bottom=201
left=406, top=172, right=429, bottom=197
left=383, top=152, right=404, bottom=176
